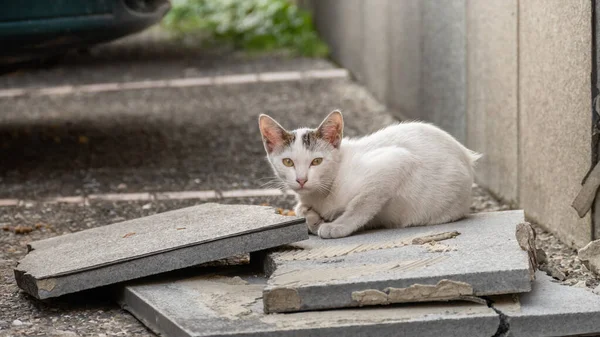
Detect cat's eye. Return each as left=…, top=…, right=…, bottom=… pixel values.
left=282, top=158, right=294, bottom=167
left=311, top=158, right=323, bottom=166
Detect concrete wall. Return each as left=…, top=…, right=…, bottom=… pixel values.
left=306, top=0, right=594, bottom=247
left=518, top=0, right=592, bottom=248
left=466, top=0, right=519, bottom=203
left=420, top=0, right=466, bottom=144
left=312, top=0, right=467, bottom=142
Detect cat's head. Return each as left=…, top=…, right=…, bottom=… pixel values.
left=258, top=110, right=344, bottom=194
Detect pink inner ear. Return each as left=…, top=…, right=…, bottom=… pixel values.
left=263, top=129, right=282, bottom=152
left=320, top=122, right=342, bottom=148
left=260, top=117, right=287, bottom=153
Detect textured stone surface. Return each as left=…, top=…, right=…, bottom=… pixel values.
left=497, top=272, right=600, bottom=337
left=14, top=203, right=307, bottom=299
left=466, top=0, right=519, bottom=203
left=118, top=268, right=500, bottom=337
left=518, top=0, right=592, bottom=248
left=263, top=210, right=531, bottom=313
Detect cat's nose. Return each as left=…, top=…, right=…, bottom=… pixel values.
left=296, top=178, right=307, bottom=187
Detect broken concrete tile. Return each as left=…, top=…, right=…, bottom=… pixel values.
left=118, top=268, right=501, bottom=337
left=495, top=271, right=600, bottom=337
left=578, top=239, right=600, bottom=275
left=262, top=210, right=531, bottom=313
left=15, top=203, right=307, bottom=299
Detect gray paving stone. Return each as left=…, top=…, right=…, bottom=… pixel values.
left=14, top=203, right=307, bottom=299
left=262, top=210, right=531, bottom=313
left=497, top=271, right=600, bottom=337
left=118, top=268, right=501, bottom=337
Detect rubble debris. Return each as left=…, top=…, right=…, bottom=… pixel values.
left=351, top=279, right=476, bottom=307
left=516, top=222, right=538, bottom=280
left=578, top=239, right=600, bottom=275
left=411, top=231, right=460, bottom=244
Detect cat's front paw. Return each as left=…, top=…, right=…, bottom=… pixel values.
left=305, top=210, right=324, bottom=235
left=318, top=223, right=354, bottom=239
left=294, top=203, right=311, bottom=217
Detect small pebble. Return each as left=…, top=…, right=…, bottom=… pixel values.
left=12, top=319, right=23, bottom=326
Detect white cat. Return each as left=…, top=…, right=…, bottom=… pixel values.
left=258, top=110, right=481, bottom=239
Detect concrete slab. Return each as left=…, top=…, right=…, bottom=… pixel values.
left=262, top=210, right=531, bottom=313
left=118, top=268, right=500, bottom=337
left=14, top=203, right=307, bottom=299
left=495, top=272, right=600, bottom=337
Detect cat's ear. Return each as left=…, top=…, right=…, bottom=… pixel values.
left=258, top=114, right=292, bottom=153
left=317, top=110, right=344, bottom=148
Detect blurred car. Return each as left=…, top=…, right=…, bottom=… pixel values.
left=0, top=0, right=171, bottom=66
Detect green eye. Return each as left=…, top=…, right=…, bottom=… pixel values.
left=282, top=158, right=294, bottom=167
left=311, top=158, right=323, bottom=166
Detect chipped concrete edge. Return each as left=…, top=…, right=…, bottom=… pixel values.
left=351, top=279, right=476, bottom=307
left=263, top=288, right=302, bottom=313
left=515, top=222, right=539, bottom=281
left=13, top=269, right=42, bottom=299
left=411, top=231, right=461, bottom=245
left=13, top=268, right=60, bottom=300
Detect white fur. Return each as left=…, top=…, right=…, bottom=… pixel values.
left=260, top=113, right=481, bottom=239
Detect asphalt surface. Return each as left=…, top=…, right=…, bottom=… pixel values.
left=0, top=30, right=396, bottom=336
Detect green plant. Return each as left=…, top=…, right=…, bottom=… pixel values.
left=162, top=0, right=329, bottom=57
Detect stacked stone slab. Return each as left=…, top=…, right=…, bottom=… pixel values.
left=14, top=203, right=307, bottom=299
left=119, top=269, right=600, bottom=337
left=116, top=209, right=600, bottom=337
left=14, top=206, right=600, bottom=336
left=262, top=210, right=531, bottom=313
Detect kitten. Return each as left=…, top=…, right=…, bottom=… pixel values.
left=258, top=110, right=481, bottom=239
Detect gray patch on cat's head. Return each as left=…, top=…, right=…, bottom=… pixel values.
left=301, top=130, right=321, bottom=151
left=281, top=131, right=296, bottom=148
left=290, top=129, right=331, bottom=152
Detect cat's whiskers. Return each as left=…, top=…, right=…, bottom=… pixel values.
left=314, top=180, right=334, bottom=196
left=260, top=177, right=288, bottom=191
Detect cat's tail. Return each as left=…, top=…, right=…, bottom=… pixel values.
left=467, top=150, right=483, bottom=168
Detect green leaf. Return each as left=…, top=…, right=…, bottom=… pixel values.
left=161, top=0, right=329, bottom=57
